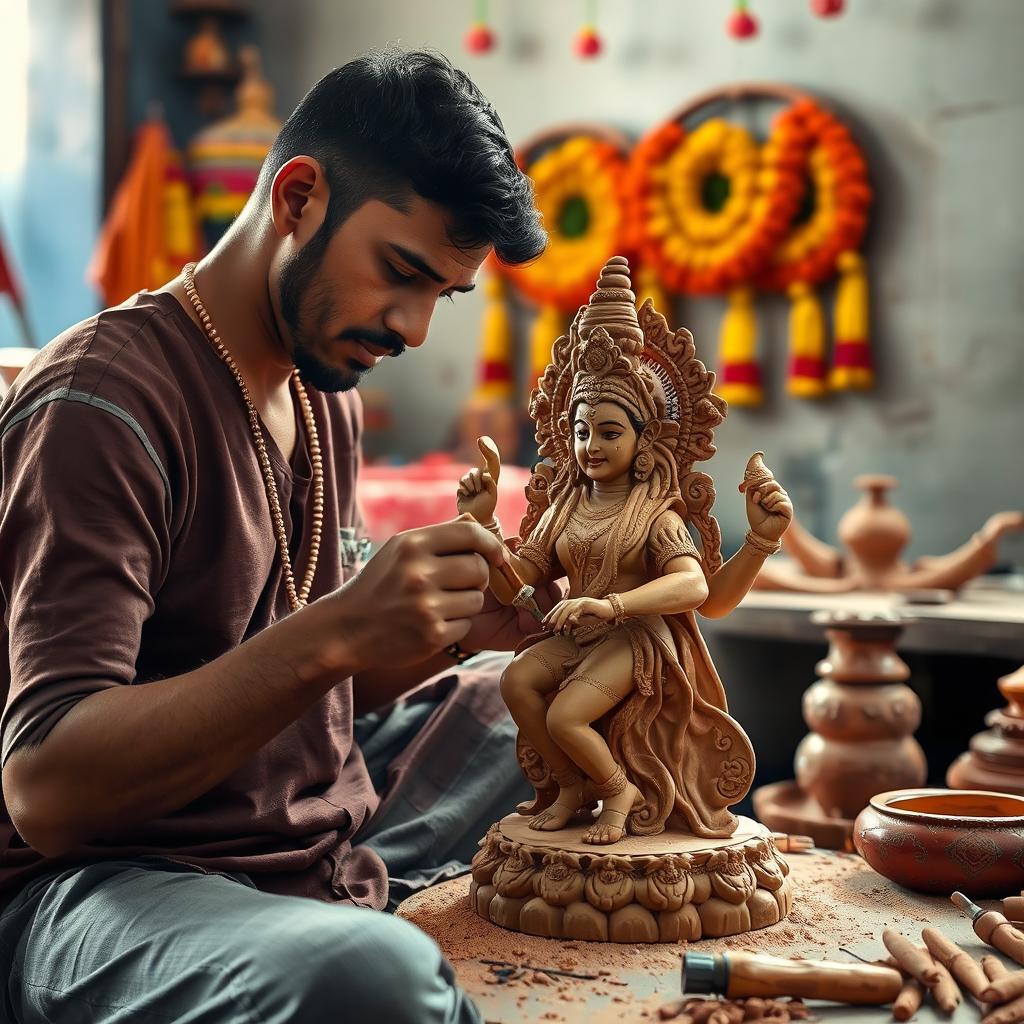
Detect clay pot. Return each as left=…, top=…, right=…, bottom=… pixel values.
left=948, top=665, right=1024, bottom=796
left=795, top=612, right=927, bottom=819
left=836, top=475, right=910, bottom=585
left=854, top=788, right=1024, bottom=896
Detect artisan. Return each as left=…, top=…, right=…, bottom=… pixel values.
left=0, top=49, right=548, bottom=1023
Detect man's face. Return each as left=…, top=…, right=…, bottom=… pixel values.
left=276, top=196, right=488, bottom=393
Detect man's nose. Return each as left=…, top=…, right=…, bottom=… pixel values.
left=383, top=297, right=433, bottom=350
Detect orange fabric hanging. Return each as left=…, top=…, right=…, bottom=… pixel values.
left=89, top=120, right=199, bottom=306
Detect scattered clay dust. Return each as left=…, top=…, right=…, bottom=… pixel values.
left=397, top=850, right=914, bottom=1023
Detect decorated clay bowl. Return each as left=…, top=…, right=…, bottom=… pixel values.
left=853, top=788, right=1024, bottom=896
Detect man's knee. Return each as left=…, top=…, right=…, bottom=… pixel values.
left=246, top=907, right=476, bottom=1024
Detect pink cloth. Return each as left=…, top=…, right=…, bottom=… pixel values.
left=357, top=455, right=531, bottom=541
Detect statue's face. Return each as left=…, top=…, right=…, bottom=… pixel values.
left=572, top=401, right=639, bottom=484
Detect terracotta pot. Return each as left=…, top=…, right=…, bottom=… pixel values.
left=836, top=475, right=910, bottom=584
left=795, top=612, right=926, bottom=819
left=948, top=665, right=1024, bottom=797
left=854, top=788, right=1024, bottom=896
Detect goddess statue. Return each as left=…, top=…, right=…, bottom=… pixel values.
left=457, top=256, right=793, bottom=846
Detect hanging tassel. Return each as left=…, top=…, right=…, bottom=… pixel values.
left=474, top=274, right=515, bottom=402
left=786, top=281, right=828, bottom=398
left=530, top=304, right=564, bottom=390
left=634, top=264, right=670, bottom=318
left=830, top=250, right=873, bottom=390
left=717, top=287, right=762, bottom=406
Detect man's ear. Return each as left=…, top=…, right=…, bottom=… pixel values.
left=270, top=156, right=329, bottom=243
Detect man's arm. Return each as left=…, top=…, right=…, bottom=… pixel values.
left=3, top=602, right=349, bottom=857
left=3, top=519, right=506, bottom=858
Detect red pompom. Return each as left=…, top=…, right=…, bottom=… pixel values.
left=464, top=23, right=496, bottom=54
left=573, top=26, right=603, bottom=58
left=726, top=9, right=759, bottom=39
left=810, top=0, right=845, bottom=15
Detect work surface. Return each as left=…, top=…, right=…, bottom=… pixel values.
left=398, top=849, right=1019, bottom=1024
left=703, top=576, right=1024, bottom=660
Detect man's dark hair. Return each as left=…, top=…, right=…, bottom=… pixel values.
left=258, top=48, right=546, bottom=266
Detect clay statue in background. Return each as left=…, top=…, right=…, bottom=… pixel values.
left=753, top=474, right=1022, bottom=595
left=457, top=257, right=794, bottom=847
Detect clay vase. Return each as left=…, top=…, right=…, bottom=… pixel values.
left=947, top=665, right=1024, bottom=796
left=836, top=475, right=910, bottom=587
left=795, top=612, right=927, bottom=820
left=854, top=789, right=1024, bottom=896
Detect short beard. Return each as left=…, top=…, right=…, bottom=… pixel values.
left=278, top=217, right=405, bottom=394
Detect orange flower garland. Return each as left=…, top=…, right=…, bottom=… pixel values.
left=502, top=135, right=631, bottom=312
left=758, top=100, right=871, bottom=291
left=756, top=99, right=873, bottom=392
left=626, top=117, right=805, bottom=296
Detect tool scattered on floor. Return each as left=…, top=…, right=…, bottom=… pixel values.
left=480, top=958, right=601, bottom=984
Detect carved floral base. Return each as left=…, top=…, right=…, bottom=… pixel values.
left=469, top=813, right=793, bottom=943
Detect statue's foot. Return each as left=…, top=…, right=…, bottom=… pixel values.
left=516, top=793, right=553, bottom=816
left=528, top=781, right=591, bottom=832
left=583, top=780, right=640, bottom=845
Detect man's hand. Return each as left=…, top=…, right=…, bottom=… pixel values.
left=461, top=578, right=566, bottom=652
left=327, top=514, right=508, bottom=672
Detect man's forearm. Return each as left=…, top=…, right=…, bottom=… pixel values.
left=2, top=601, right=350, bottom=857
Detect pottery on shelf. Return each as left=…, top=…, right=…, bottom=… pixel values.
left=753, top=611, right=927, bottom=849
left=854, top=788, right=1024, bottom=896
left=753, top=474, right=1023, bottom=594
left=947, top=665, right=1024, bottom=797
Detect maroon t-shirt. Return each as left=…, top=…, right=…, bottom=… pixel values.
left=0, top=291, right=386, bottom=908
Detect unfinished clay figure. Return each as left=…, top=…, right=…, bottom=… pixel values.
left=754, top=475, right=1022, bottom=595
left=456, top=256, right=793, bottom=847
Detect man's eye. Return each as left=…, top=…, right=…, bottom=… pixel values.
left=575, top=432, right=587, bottom=441
left=439, top=292, right=455, bottom=304
left=387, top=263, right=415, bottom=283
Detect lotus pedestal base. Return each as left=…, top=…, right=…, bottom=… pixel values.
left=468, top=813, right=793, bottom=943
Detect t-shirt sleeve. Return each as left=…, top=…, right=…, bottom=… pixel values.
left=0, top=397, right=171, bottom=765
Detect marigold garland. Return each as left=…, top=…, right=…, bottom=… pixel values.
left=625, top=116, right=804, bottom=296
left=502, top=135, right=631, bottom=312
left=757, top=100, right=871, bottom=292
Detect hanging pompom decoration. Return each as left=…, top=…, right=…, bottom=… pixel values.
left=830, top=250, right=873, bottom=389
left=810, top=0, right=845, bottom=16
left=786, top=281, right=828, bottom=397
left=727, top=0, right=759, bottom=40
left=574, top=0, right=603, bottom=58
left=475, top=273, right=516, bottom=402
left=464, top=0, right=496, bottom=54
left=718, top=287, right=763, bottom=407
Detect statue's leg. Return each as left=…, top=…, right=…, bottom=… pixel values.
left=499, top=638, right=588, bottom=825
left=545, top=634, right=640, bottom=845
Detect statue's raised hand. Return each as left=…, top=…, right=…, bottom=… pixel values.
left=738, top=452, right=794, bottom=543
left=456, top=435, right=501, bottom=526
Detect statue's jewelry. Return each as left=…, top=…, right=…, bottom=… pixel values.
left=183, top=263, right=323, bottom=612
left=743, top=529, right=782, bottom=557
left=607, top=592, right=627, bottom=625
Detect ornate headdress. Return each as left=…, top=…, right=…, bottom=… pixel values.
left=523, top=255, right=728, bottom=572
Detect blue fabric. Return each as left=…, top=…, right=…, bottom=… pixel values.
left=0, top=654, right=529, bottom=1022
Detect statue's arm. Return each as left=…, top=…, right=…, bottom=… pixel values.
left=608, top=510, right=708, bottom=617
left=700, top=452, right=795, bottom=618
left=698, top=545, right=775, bottom=618
left=614, top=554, right=709, bottom=617
left=781, top=515, right=843, bottom=578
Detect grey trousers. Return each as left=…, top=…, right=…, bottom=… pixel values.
left=0, top=653, right=527, bottom=1023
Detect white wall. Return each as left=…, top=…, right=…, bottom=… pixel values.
left=253, top=0, right=1024, bottom=557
